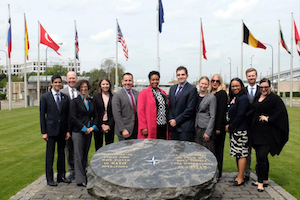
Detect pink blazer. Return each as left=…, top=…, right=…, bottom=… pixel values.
left=137, top=86, right=170, bottom=139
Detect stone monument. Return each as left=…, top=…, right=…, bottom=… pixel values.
left=87, top=139, right=218, bottom=200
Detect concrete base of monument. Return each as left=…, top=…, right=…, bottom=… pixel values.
left=87, top=139, right=218, bottom=200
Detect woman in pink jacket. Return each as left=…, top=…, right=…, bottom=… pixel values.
left=137, top=71, right=170, bottom=139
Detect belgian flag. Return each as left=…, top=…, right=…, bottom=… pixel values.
left=243, top=23, right=266, bottom=49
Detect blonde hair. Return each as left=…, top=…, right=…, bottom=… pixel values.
left=208, top=74, right=226, bottom=93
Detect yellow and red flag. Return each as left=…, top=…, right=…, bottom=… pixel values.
left=243, top=23, right=266, bottom=49
left=25, top=15, right=30, bottom=60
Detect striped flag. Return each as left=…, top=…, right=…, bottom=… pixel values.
left=279, top=22, right=290, bottom=54
left=117, top=22, right=129, bottom=61
left=5, top=5, right=12, bottom=58
left=75, top=24, right=79, bottom=60
left=201, top=20, right=207, bottom=60
left=158, top=0, right=164, bottom=33
left=294, top=20, right=300, bottom=56
left=25, top=15, right=30, bottom=60
left=243, top=23, right=266, bottom=49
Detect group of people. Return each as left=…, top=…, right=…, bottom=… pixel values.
left=40, top=66, right=289, bottom=193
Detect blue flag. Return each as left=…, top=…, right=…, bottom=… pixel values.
left=158, top=0, right=164, bottom=33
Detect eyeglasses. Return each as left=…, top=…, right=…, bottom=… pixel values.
left=211, top=79, right=220, bottom=83
left=260, top=86, right=270, bottom=90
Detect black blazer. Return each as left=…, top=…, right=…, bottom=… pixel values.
left=246, top=85, right=261, bottom=104
left=214, top=90, right=228, bottom=130
left=69, top=95, right=99, bottom=133
left=40, top=91, right=70, bottom=136
left=93, top=93, right=115, bottom=130
left=168, top=82, right=198, bottom=132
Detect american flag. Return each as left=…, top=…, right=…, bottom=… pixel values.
left=75, top=25, right=79, bottom=60
left=118, top=22, right=128, bottom=61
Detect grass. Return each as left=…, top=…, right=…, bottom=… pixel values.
left=0, top=106, right=299, bottom=200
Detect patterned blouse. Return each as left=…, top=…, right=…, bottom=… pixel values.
left=152, top=88, right=168, bottom=125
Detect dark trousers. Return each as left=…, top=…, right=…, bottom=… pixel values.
left=94, top=121, right=114, bottom=151
left=253, top=145, right=270, bottom=183
left=171, top=128, right=194, bottom=142
left=46, top=133, right=66, bottom=182
left=157, top=125, right=167, bottom=139
left=65, top=137, right=74, bottom=173
left=214, top=129, right=226, bottom=178
left=195, top=126, right=216, bottom=155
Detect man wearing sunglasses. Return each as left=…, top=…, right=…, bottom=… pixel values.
left=244, top=68, right=261, bottom=182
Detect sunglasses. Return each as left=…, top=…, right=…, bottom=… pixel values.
left=211, top=79, right=220, bottom=83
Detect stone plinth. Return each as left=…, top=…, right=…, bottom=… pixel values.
left=87, top=139, right=217, bottom=200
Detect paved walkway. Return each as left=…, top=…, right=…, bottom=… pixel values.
left=9, top=172, right=296, bottom=200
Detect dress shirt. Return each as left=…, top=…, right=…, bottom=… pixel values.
left=247, top=84, right=257, bottom=96
left=175, top=81, right=188, bottom=95
left=68, top=86, right=78, bottom=100
left=51, top=89, right=61, bottom=103
left=123, top=86, right=136, bottom=106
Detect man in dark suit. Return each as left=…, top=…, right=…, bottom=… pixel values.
left=40, top=74, right=71, bottom=186
left=60, top=71, right=78, bottom=181
left=112, top=73, right=139, bottom=141
left=244, top=68, right=261, bottom=182
left=168, top=66, right=198, bottom=141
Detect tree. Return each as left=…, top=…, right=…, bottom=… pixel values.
left=12, top=75, right=22, bottom=82
left=42, top=65, right=68, bottom=76
left=0, top=79, right=6, bottom=88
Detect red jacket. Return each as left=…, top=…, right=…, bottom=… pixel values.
left=137, top=86, right=170, bottom=139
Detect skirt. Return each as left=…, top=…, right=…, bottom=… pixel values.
left=230, top=130, right=248, bottom=158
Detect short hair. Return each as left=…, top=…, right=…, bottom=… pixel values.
left=98, top=78, right=112, bottom=94
left=75, top=79, right=91, bottom=91
left=176, top=66, right=188, bottom=75
left=148, top=71, right=160, bottom=80
left=122, top=72, right=133, bottom=79
left=228, top=77, right=246, bottom=100
left=208, top=74, right=227, bottom=92
left=198, top=76, right=209, bottom=83
left=259, top=78, right=271, bottom=86
left=51, top=74, right=62, bottom=83
left=245, top=68, right=257, bottom=76
left=66, top=71, right=77, bottom=78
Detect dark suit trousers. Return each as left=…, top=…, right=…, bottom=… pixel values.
left=46, top=133, right=66, bottom=182
left=170, top=128, right=194, bottom=142
left=214, top=129, right=226, bottom=178
left=94, top=130, right=114, bottom=151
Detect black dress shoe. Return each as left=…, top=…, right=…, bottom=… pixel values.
left=231, top=180, right=244, bottom=186
left=57, top=177, right=71, bottom=183
left=258, top=188, right=265, bottom=192
left=77, top=183, right=87, bottom=187
left=47, top=181, right=58, bottom=186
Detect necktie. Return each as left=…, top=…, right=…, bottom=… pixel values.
left=128, top=91, right=136, bottom=114
left=175, top=86, right=182, bottom=98
left=250, top=87, right=254, bottom=99
left=56, top=93, right=61, bottom=111
left=71, top=88, right=75, bottom=99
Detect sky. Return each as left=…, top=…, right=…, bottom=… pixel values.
left=0, top=0, right=299, bottom=84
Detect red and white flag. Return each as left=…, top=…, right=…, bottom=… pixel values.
left=201, top=20, right=207, bottom=60
left=294, top=20, right=300, bottom=56
left=40, top=23, right=61, bottom=55
left=117, top=22, right=128, bottom=61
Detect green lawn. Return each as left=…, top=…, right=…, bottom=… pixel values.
left=0, top=106, right=299, bottom=200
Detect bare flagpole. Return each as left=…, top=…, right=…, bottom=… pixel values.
left=156, top=0, right=160, bottom=72
left=37, top=21, right=40, bottom=103
left=74, top=20, right=77, bottom=74
left=277, top=20, right=280, bottom=96
left=24, top=13, right=27, bottom=108
left=200, top=18, right=202, bottom=78
left=241, top=20, right=244, bottom=81
left=290, top=13, right=294, bottom=107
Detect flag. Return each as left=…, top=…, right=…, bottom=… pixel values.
left=158, top=0, right=164, bottom=33
left=5, top=5, right=12, bottom=58
left=243, top=23, right=266, bottom=49
left=279, top=22, right=291, bottom=54
left=201, top=20, right=207, bottom=60
left=294, top=20, right=300, bottom=56
left=40, top=23, right=61, bottom=55
left=25, top=15, right=30, bottom=60
left=75, top=24, right=79, bottom=60
left=117, top=22, right=129, bottom=61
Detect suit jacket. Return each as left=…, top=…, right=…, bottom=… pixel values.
left=40, top=91, right=70, bottom=136
left=213, top=90, right=228, bottom=131
left=60, top=86, right=78, bottom=100
left=69, top=96, right=99, bottom=133
left=93, top=93, right=115, bottom=130
left=195, top=92, right=217, bottom=137
left=246, top=85, right=260, bottom=104
left=137, top=86, right=170, bottom=139
left=168, top=82, right=198, bottom=133
left=112, top=88, right=139, bottom=137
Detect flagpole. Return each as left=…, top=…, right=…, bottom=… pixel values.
left=38, top=21, right=40, bottom=104
left=115, top=19, right=119, bottom=91
left=241, top=20, right=244, bottom=81
left=74, top=20, right=77, bottom=75
left=277, top=20, right=280, bottom=96
left=24, top=13, right=27, bottom=108
left=7, top=4, right=12, bottom=110
left=157, top=0, right=160, bottom=72
left=200, top=18, right=202, bottom=78
left=290, top=13, right=293, bottom=107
